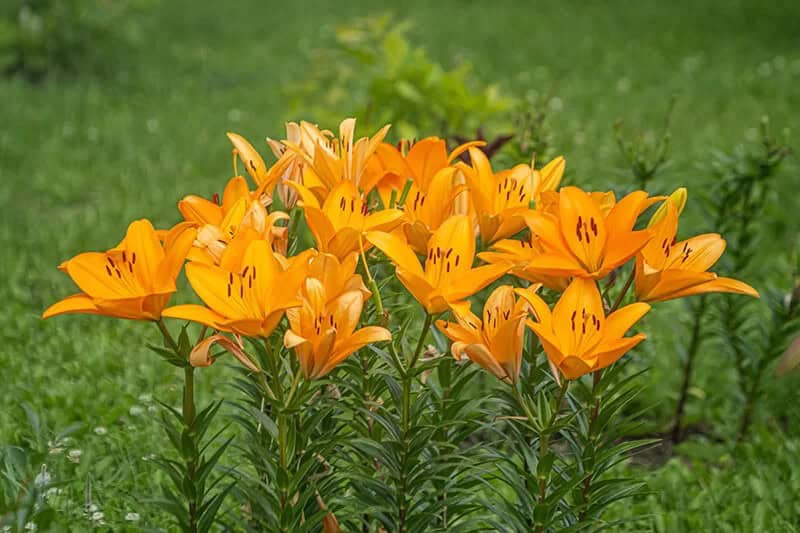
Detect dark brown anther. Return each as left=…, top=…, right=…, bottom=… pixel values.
left=129, top=263, right=133, bottom=273
left=445, top=248, right=453, bottom=258
left=227, top=284, right=231, bottom=297
left=350, top=198, right=355, bottom=212
left=115, top=268, right=122, bottom=278
left=249, top=160, right=256, bottom=171
left=122, top=251, right=127, bottom=263
left=212, top=193, right=220, bottom=205
left=455, top=255, right=460, bottom=266
left=229, top=273, right=234, bottom=284
left=340, top=197, right=346, bottom=210
left=252, top=266, right=257, bottom=279
left=240, top=285, right=244, bottom=298
left=242, top=265, right=249, bottom=277
left=248, top=278, right=253, bottom=288
left=105, top=265, right=112, bottom=277
left=107, top=257, right=115, bottom=267
left=131, top=252, right=136, bottom=264
left=590, top=217, right=598, bottom=236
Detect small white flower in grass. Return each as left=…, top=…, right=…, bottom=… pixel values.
left=86, top=504, right=98, bottom=514
left=3, top=525, right=12, bottom=532
left=125, top=512, right=141, bottom=522
left=129, top=405, right=145, bottom=417
left=34, top=464, right=51, bottom=487
left=91, top=511, right=105, bottom=526
left=94, top=426, right=108, bottom=436
left=45, top=487, right=61, bottom=500
left=138, top=393, right=153, bottom=404
left=24, top=522, right=37, bottom=532
left=67, top=449, right=82, bottom=464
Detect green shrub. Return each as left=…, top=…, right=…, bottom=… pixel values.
left=286, top=13, right=517, bottom=140
left=0, top=0, right=130, bottom=81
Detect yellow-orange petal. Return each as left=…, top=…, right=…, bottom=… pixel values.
left=162, top=304, right=229, bottom=330
left=228, top=132, right=268, bottom=185
left=603, top=302, right=650, bottom=339
left=320, top=326, right=392, bottom=377
left=179, top=195, right=222, bottom=226
left=42, top=293, right=100, bottom=319
left=125, top=219, right=165, bottom=278
left=366, top=231, right=424, bottom=277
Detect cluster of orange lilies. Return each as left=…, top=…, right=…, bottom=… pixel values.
left=44, top=118, right=758, bottom=384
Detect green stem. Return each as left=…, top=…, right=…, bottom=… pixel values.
left=285, top=369, right=303, bottom=407
left=398, top=312, right=434, bottom=532
left=359, top=235, right=387, bottom=325
left=671, top=297, right=708, bottom=443
left=536, top=380, right=569, bottom=532
left=610, top=268, right=635, bottom=312
left=155, top=320, right=198, bottom=532
left=579, top=369, right=602, bottom=522
left=402, top=313, right=433, bottom=432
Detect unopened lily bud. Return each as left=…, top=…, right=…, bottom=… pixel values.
left=648, top=187, right=687, bottom=228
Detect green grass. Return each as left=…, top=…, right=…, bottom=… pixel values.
left=2, top=0, right=800, bottom=529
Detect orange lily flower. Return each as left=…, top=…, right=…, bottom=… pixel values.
left=521, top=278, right=650, bottom=380
left=305, top=250, right=371, bottom=302
left=362, top=137, right=482, bottom=252
left=179, top=176, right=289, bottom=263
left=282, top=118, right=390, bottom=203
left=366, top=215, right=509, bottom=316
left=522, top=186, right=656, bottom=279
left=457, top=147, right=565, bottom=244
left=284, top=278, right=391, bottom=380
left=290, top=180, right=404, bottom=260
left=478, top=236, right=570, bottom=291
left=363, top=137, right=482, bottom=203
left=436, top=285, right=535, bottom=384
left=227, top=132, right=292, bottom=198
left=162, top=239, right=305, bottom=337
left=43, top=219, right=195, bottom=321
left=634, top=200, right=759, bottom=302
left=266, top=121, right=337, bottom=208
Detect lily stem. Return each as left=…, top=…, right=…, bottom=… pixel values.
left=671, top=296, right=708, bottom=444
left=610, top=268, right=636, bottom=312
left=359, top=235, right=387, bottom=325
left=579, top=369, right=603, bottom=522
left=155, top=320, right=198, bottom=532
left=398, top=312, right=433, bottom=533
left=536, top=379, right=569, bottom=532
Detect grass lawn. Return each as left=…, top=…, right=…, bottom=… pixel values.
left=2, top=0, right=800, bottom=529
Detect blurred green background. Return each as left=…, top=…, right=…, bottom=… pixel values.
left=2, top=0, right=799, bottom=530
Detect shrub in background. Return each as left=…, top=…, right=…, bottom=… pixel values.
left=0, top=0, right=132, bottom=81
